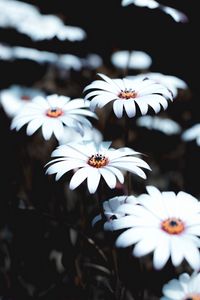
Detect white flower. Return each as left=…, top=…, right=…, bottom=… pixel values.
left=84, top=73, right=173, bottom=118
left=57, top=54, right=83, bottom=71
left=13, top=46, right=58, bottom=64
left=59, top=126, right=103, bottom=145
left=127, top=73, right=188, bottom=98
left=45, top=141, right=151, bottom=194
left=92, top=195, right=139, bottom=230
left=182, top=124, right=200, bottom=146
left=11, top=94, right=97, bottom=141
left=0, top=0, right=86, bottom=42
left=112, top=186, right=200, bottom=270
left=0, top=85, right=45, bottom=118
left=161, top=272, right=200, bottom=300
left=121, top=0, right=188, bottom=23
left=111, top=50, right=152, bottom=70
left=136, top=116, right=181, bottom=135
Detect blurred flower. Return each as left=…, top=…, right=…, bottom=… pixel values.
left=182, top=124, right=200, bottom=146
left=112, top=186, right=200, bottom=270
left=45, top=141, right=151, bottom=194
left=121, top=0, right=188, bottom=23
left=57, top=54, right=82, bottom=71
left=92, top=195, right=139, bottom=230
left=111, top=50, right=152, bottom=70
left=127, top=72, right=188, bottom=98
left=0, top=85, right=45, bottom=118
left=0, top=0, right=86, bottom=41
left=11, top=94, right=97, bottom=141
left=84, top=73, right=173, bottom=118
left=59, top=126, right=103, bottom=145
left=136, top=116, right=181, bottom=135
left=82, top=54, right=103, bottom=70
left=161, top=272, right=200, bottom=300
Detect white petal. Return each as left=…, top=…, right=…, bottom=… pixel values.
left=69, top=167, right=89, bottom=190
left=113, top=100, right=124, bottom=118
left=116, top=227, right=147, bottom=248
left=153, top=234, right=170, bottom=269
left=133, top=230, right=160, bottom=257
left=87, top=168, right=101, bottom=193
left=42, top=119, right=54, bottom=140
left=26, top=117, right=44, bottom=135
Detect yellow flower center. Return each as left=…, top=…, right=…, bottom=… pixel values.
left=184, top=295, right=200, bottom=300
left=46, top=108, right=63, bottom=118
left=161, top=218, right=185, bottom=234
left=118, top=89, right=137, bottom=100
left=88, top=154, right=108, bottom=168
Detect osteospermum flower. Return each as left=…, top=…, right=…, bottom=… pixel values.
left=121, top=0, right=188, bottom=23
left=111, top=186, right=200, bottom=270
left=182, top=124, right=200, bottom=146
left=127, top=72, right=188, bottom=98
left=136, top=116, right=181, bottom=136
left=92, top=195, right=139, bottom=230
left=161, top=272, right=200, bottom=300
left=0, top=85, right=45, bottom=118
left=84, top=73, right=173, bottom=118
left=45, top=141, right=151, bottom=194
left=11, top=94, right=97, bottom=141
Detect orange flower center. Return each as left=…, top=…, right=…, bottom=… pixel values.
left=161, top=218, right=185, bottom=234
left=118, top=89, right=137, bottom=100
left=46, top=108, right=63, bottom=118
left=184, top=295, right=200, bottom=300
left=88, top=154, right=108, bottom=168
left=21, top=95, right=31, bottom=101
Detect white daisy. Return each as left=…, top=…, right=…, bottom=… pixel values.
left=161, top=272, right=200, bottom=300
left=136, top=116, right=181, bottom=136
left=45, top=141, right=151, bottom=194
left=121, top=0, right=188, bottom=23
left=0, top=85, right=45, bottom=118
left=127, top=73, right=188, bottom=98
left=58, top=126, right=103, bottom=145
left=84, top=73, right=173, bottom=118
left=92, top=195, right=139, bottom=230
left=182, top=124, right=200, bottom=146
left=10, top=94, right=97, bottom=141
left=111, top=50, right=152, bottom=71
left=111, top=186, right=200, bottom=270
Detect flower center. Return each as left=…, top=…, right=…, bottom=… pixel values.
left=46, top=108, right=63, bottom=118
left=21, top=95, right=31, bottom=101
left=161, top=218, right=185, bottom=234
left=118, top=89, right=137, bottom=100
left=184, top=295, right=200, bottom=300
left=87, top=154, right=108, bottom=168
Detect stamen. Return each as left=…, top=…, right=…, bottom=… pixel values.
left=118, top=89, right=137, bottom=100
left=161, top=218, right=185, bottom=234
left=88, top=154, right=108, bottom=168
left=21, top=95, right=31, bottom=101
left=46, top=108, right=63, bottom=118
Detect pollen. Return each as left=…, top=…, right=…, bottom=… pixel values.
left=184, top=295, right=200, bottom=300
left=46, top=108, right=63, bottom=118
left=161, top=218, right=185, bottom=234
left=88, top=154, right=108, bottom=168
left=118, top=89, right=137, bottom=100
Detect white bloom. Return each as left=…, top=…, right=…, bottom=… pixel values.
left=0, top=0, right=86, bottom=41
left=92, top=195, right=139, bottom=230
left=161, top=272, right=200, bottom=300
left=136, top=116, right=181, bottom=135
left=121, top=0, right=188, bottom=23
left=127, top=73, right=188, bottom=98
left=112, top=186, right=200, bottom=270
left=11, top=94, right=97, bottom=141
left=182, top=124, right=200, bottom=146
left=111, top=50, right=152, bottom=70
left=0, top=85, right=45, bottom=118
left=84, top=73, right=173, bottom=118
left=45, top=141, right=151, bottom=194
left=13, top=46, right=58, bottom=64
left=82, top=54, right=103, bottom=70
left=57, top=54, right=83, bottom=71
left=59, top=126, right=103, bottom=145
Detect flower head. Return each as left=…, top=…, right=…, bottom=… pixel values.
left=84, top=73, right=173, bottom=118
left=111, top=50, right=152, bottom=70
left=45, top=141, right=151, bottom=194
left=111, top=186, right=200, bottom=270
left=161, top=272, right=200, bottom=300
left=11, top=94, right=97, bottom=141
left=0, top=85, right=45, bottom=118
